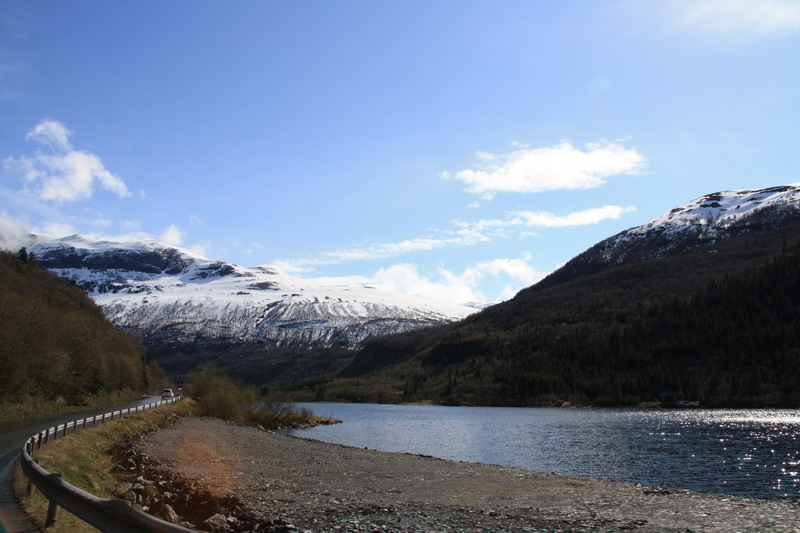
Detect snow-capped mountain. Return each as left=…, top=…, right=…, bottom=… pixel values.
left=30, top=235, right=476, bottom=351
left=532, top=183, right=800, bottom=291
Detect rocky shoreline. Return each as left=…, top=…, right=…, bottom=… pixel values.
left=123, top=416, right=800, bottom=532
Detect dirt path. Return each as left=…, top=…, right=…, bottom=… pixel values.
left=139, top=417, right=800, bottom=532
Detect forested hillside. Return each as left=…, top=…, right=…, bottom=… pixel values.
left=461, top=244, right=800, bottom=407
left=0, top=249, right=147, bottom=411
left=293, top=221, right=800, bottom=407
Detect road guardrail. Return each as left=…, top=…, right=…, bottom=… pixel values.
left=19, top=396, right=196, bottom=532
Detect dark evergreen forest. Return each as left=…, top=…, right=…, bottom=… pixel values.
left=480, top=246, right=800, bottom=406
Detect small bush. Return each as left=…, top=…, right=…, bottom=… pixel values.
left=187, top=363, right=320, bottom=428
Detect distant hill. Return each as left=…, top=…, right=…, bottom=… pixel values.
left=314, top=184, right=800, bottom=407
left=0, top=249, right=145, bottom=404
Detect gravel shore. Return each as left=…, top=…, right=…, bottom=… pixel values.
left=137, top=417, right=800, bottom=532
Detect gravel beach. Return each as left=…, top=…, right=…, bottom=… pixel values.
left=136, top=417, right=800, bottom=532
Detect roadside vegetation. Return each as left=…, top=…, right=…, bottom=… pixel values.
left=13, top=400, right=195, bottom=533
left=13, top=387, right=329, bottom=532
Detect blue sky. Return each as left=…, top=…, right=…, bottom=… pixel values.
left=2, top=0, right=799, bottom=304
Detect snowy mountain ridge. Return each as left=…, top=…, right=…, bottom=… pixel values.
left=632, top=183, right=800, bottom=235
left=530, top=183, right=800, bottom=291
left=30, top=235, right=476, bottom=351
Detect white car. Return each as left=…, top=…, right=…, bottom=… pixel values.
left=161, top=388, right=175, bottom=400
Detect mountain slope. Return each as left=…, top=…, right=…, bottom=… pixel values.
left=327, top=184, right=800, bottom=407
left=30, top=236, right=475, bottom=353
left=0, top=249, right=144, bottom=405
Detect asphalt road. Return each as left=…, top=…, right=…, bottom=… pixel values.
left=0, top=397, right=161, bottom=533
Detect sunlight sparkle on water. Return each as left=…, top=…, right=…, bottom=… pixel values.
left=288, top=405, right=800, bottom=499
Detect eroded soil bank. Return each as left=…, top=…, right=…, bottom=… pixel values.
left=131, top=416, right=800, bottom=532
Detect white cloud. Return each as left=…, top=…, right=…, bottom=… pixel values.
left=677, top=0, right=800, bottom=37
left=0, top=214, right=34, bottom=251
left=373, top=263, right=482, bottom=305
left=40, top=221, right=75, bottom=239
left=512, top=205, right=637, bottom=227
left=5, top=119, right=131, bottom=203
left=370, top=254, right=549, bottom=305
left=188, top=244, right=208, bottom=258
left=476, top=254, right=545, bottom=285
left=452, top=204, right=636, bottom=239
left=26, top=120, right=72, bottom=152
left=160, top=224, right=184, bottom=245
left=447, top=141, right=646, bottom=199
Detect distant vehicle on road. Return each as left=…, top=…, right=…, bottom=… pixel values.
left=161, top=388, right=174, bottom=400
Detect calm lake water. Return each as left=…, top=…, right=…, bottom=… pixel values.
left=284, top=403, right=800, bottom=499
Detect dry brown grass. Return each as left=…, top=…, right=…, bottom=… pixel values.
left=12, top=399, right=196, bottom=532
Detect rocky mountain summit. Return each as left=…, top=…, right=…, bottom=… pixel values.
left=530, top=183, right=800, bottom=292
left=30, top=236, right=475, bottom=351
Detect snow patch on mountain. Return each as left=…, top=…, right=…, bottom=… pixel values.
left=607, top=184, right=800, bottom=259
left=634, top=183, right=800, bottom=234
left=31, top=235, right=476, bottom=350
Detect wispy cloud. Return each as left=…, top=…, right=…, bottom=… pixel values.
left=276, top=237, right=458, bottom=269
left=0, top=213, right=34, bottom=251
left=451, top=205, right=636, bottom=241
left=274, top=204, right=635, bottom=271
left=676, top=0, right=800, bottom=37
left=40, top=221, right=75, bottom=239
left=188, top=243, right=208, bottom=257
left=4, top=119, right=130, bottom=203
left=443, top=141, right=646, bottom=199
left=160, top=224, right=184, bottom=246
left=26, top=120, right=72, bottom=152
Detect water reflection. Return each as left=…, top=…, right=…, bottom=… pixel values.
left=285, top=404, right=800, bottom=499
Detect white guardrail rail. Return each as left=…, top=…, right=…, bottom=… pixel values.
left=19, top=396, right=196, bottom=532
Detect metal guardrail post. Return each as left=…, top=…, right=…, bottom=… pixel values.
left=26, top=460, right=37, bottom=497
left=45, top=473, right=62, bottom=527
